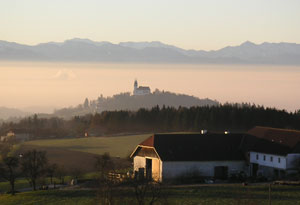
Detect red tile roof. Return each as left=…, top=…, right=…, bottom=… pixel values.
left=139, top=135, right=154, bottom=147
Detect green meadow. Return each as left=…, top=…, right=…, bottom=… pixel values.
left=23, top=134, right=151, bottom=158
left=0, top=184, right=300, bottom=205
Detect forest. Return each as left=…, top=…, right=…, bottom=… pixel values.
left=1, top=103, right=300, bottom=140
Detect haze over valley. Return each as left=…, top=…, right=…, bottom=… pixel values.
left=0, top=61, right=299, bottom=120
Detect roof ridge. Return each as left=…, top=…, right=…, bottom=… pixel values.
left=254, top=126, right=300, bottom=133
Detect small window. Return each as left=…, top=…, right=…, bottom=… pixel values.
left=270, top=156, right=273, bottom=162
left=256, top=154, right=259, bottom=160
left=263, top=155, right=266, bottom=161
left=278, top=158, right=281, bottom=163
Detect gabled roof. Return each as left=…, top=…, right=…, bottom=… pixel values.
left=131, top=133, right=293, bottom=162
left=152, top=133, right=246, bottom=161
left=248, top=126, right=300, bottom=149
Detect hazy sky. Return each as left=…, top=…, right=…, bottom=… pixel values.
left=1, top=0, right=300, bottom=50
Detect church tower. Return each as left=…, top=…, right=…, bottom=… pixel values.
left=134, top=80, right=138, bottom=95
left=134, top=79, right=138, bottom=89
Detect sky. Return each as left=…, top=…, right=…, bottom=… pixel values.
left=1, top=0, right=300, bottom=50
left=1, top=1, right=300, bottom=114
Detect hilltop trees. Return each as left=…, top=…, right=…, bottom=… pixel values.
left=95, top=152, right=114, bottom=180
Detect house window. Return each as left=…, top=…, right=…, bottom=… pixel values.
left=256, top=154, right=259, bottom=160
left=263, top=155, right=266, bottom=161
left=278, top=158, right=281, bottom=163
left=270, top=156, right=273, bottom=162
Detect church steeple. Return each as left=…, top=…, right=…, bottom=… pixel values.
left=134, top=79, right=138, bottom=89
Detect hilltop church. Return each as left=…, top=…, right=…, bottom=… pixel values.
left=133, top=80, right=151, bottom=96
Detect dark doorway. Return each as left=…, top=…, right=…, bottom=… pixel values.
left=252, top=163, right=258, bottom=177
left=138, top=168, right=145, bottom=180
left=274, top=169, right=279, bottom=178
left=146, top=158, right=152, bottom=180
left=214, top=166, right=228, bottom=179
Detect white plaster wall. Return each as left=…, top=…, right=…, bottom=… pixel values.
left=133, top=156, right=163, bottom=181
left=249, top=152, right=286, bottom=169
left=286, top=154, right=300, bottom=170
left=134, top=156, right=146, bottom=171
left=162, top=161, right=247, bottom=179
left=134, top=89, right=151, bottom=95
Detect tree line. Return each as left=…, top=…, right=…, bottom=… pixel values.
left=1, top=104, right=300, bottom=139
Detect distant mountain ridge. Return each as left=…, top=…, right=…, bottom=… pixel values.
left=1, top=38, right=300, bottom=64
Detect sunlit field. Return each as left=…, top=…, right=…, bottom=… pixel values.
left=23, top=134, right=151, bottom=157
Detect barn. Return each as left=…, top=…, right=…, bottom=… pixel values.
left=247, top=126, right=300, bottom=177
left=130, top=131, right=300, bottom=182
left=130, top=133, right=250, bottom=182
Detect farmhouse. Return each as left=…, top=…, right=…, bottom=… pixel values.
left=131, top=131, right=300, bottom=182
left=247, top=126, right=300, bottom=177
left=131, top=133, right=250, bottom=182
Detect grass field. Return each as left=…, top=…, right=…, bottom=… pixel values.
left=23, top=134, right=151, bottom=158
left=0, top=184, right=300, bottom=205
left=0, top=179, right=29, bottom=193
left=18, top=144, right=101, bottom=173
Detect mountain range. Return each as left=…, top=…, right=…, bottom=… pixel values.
left=1, top=38, right=300, bottom=64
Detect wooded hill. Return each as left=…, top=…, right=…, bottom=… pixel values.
left=53, top=90, right=218, bottom=119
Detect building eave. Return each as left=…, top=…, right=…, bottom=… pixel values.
left=130, top=145, right=162, bottom=161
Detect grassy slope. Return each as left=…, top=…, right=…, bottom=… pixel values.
left=23, top=134, right=151, bottom=158
left=0, top=190, right=96, bottom=205
left=18, top=145, right=100, bottom=173
left=0, top=185, right=300, bottom=205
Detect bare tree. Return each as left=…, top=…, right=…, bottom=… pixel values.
left=95, top=152, right=119, bottom=205
left=56, top=165, right=67, bottom=184
left=131, top=178, right=166, bottom=205
left=47, top=163, right=57, bottom=185
left=20, top=150, right=48, bottom=191
left=148, top=182, right=163, bottom=205
left=95, top=152, right=114, bottom=180
left=0, top=156, right=19, bottom=195
left=97, top=178, right=117, bottom=205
